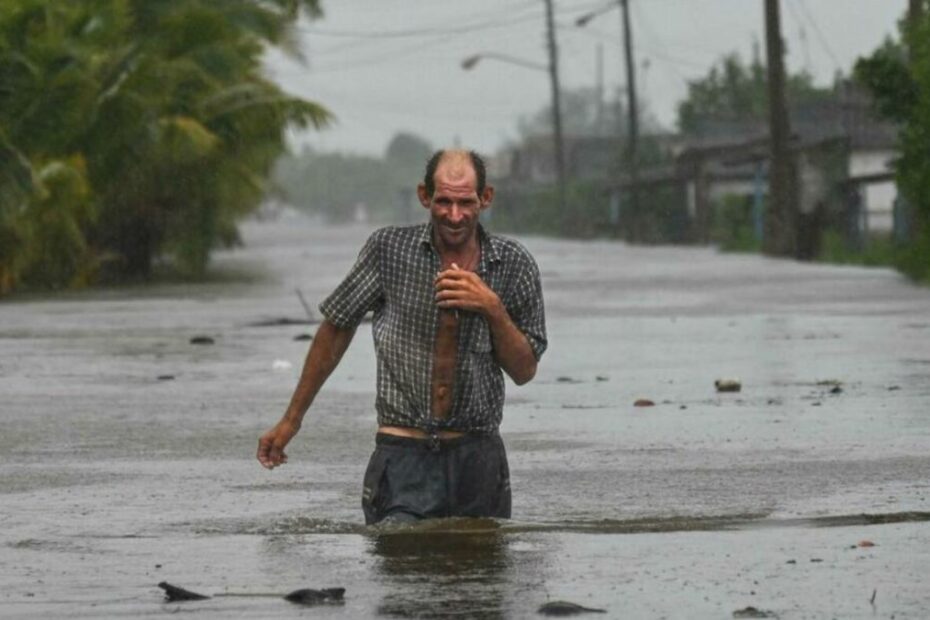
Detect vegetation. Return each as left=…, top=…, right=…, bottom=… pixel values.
left=0, top=0, right=329, bottom=294
left=856, top=7, right=930, bottom=282
left=677, top=51, right=833, bottom=133
left=272, top=131, right=433, bottom=224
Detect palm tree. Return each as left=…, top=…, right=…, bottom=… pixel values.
left=0, top=0, right=330, bottom=291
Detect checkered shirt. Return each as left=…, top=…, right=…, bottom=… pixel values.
left=319, top=223, right=547, bottom=433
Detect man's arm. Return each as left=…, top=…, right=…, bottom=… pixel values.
left=256, top=319, right=356, bottom=469
left=434, top=266, right=537, bottom=385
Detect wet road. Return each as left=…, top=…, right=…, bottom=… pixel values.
left=2, top=212, right=929, bottom=618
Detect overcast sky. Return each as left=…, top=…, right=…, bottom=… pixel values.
left=264, top=0, right=908, bottom=158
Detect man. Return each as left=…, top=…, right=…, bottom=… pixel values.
left=257, top=149, right=547, bottom=524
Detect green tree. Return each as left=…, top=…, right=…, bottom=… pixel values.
left=677, top=51, right=832, bottom=133
left=0, top=0, right=329, bottom=293
left=272, top=131, right=434, bottom=224
left=856, top=7, right=930, bottom=282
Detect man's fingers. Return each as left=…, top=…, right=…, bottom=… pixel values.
left=257, top=434, right=289, bottom=469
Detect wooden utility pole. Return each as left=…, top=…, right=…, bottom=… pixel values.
left=543, top=0, right=568, bottom=232
left=763, top=0, right=797, bottom=257
left=619, top=0, right=640, bottom=241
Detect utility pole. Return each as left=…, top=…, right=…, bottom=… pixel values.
left=543, top=0, right=568, bottom=232
left=619, top=0, right=640, bottom=241
left=596, top=43, right=605, bottom=132
left=763, top=0, right=797, bottom=257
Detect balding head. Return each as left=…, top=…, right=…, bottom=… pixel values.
left=423, top=149, right=487, bottom=197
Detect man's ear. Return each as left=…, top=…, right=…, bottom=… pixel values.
left=416, top=183, right=431, bottom=208
left=480, top=185, right=495, bottom=210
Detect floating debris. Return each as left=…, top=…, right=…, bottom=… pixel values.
left=189, top=336, right=214, bottom=345
left=858, top=540, right=876, bottom=547
left=595, top=375, right=608, bottom=382
left=829, top=385, right=843, bottom=395
left=732, top=606, right=776, bottom=618
left=633, top=399, right=655, bottom=407
left=158, top=581, right=210, bottom=602
left=272, top=359, right=293, bottom=371
left=156, top=375, right=175, bottom=381
left=715, top=378, right=741, bottom=392
left=537, top=600, right=606, bottom=616
left=293, top=334, right=313, bottom=341
left=283, top=587, right=345, bottom=605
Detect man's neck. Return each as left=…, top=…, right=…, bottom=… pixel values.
left=434, top=234, right=480, bottom=270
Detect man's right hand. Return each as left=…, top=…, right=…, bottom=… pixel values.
left=257, top=419, right=300, bottom=469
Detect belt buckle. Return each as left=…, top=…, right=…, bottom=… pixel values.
left=427, top=432, right=441, bottom=452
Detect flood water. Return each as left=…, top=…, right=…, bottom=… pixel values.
left=2, top=211, right=929, bottom=618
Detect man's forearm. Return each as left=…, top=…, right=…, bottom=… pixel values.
left=485, top=302, right=537, bottom=385
left=283, top=319, right=356, bottom=426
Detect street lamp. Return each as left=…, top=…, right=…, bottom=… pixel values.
left=460, top=53, right=548, bottom=73
left=461, top=8, right=569, bottom=235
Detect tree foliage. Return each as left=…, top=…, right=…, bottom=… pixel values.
left=677, top=52, right=833, bottom=133
left=856, top=7, right=930, bottom=282
left=0, top=0, right=329, bottom=293
left=272, top=131, right=434, bottom=224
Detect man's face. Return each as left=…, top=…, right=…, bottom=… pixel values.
left=418, top=159, right=493, bottom=251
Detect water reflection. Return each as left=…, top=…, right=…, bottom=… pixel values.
left=369, top=519, right=514, bottom=618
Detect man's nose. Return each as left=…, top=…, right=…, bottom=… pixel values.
left=447, top=204, right=465, bottom=223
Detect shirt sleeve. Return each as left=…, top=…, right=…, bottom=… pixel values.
left=319, top=231, right=383, bottom=329
left=507, top=254, right=548, bottom=361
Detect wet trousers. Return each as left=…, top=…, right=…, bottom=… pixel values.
left=361, top=433, right=511, bottom=525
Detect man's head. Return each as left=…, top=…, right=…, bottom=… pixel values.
left=417, top=149, right=494, bottom=251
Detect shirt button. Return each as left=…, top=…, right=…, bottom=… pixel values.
left=437, top=386, right=448, bottom=398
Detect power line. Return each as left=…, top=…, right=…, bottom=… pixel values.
left=792, top=0, right=841, bottom=73
left=296, top=1, right=541, bottom=40
left=784, top=0, right=812, bottom=73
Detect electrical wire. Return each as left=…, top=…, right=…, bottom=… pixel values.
left=791, top=0, right=841, bottom=72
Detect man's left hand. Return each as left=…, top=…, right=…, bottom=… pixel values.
left=434, top=264, right=501, bottom=316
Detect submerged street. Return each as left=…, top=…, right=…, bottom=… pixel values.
left=1, top=212, right=929, bottom=618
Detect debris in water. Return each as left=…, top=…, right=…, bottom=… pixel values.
left=272, top=359, right=293, bottom=371
left=537, top=600, right=606, bottom=616
left=556, top=376, right=582, bottom=384
left=633, top=399, right=655, bottom=407
left=595, top=375, right=608, bottom=382
left=732, top=606, right=776, bottom=618
left=158, top=581, right=210, bottom=602
left=189, top=336, right=214, bottom=345
left=715, top=378, right=741, bottom=392
left=293, top=333, right=313, bottom=341
left=283, top=587, right=345, bottom=605
left=858, top=540, right=875, bottom=547
left=156, top=375, right=175, bottom=381
left=829, top=385, right=843, bottom=394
